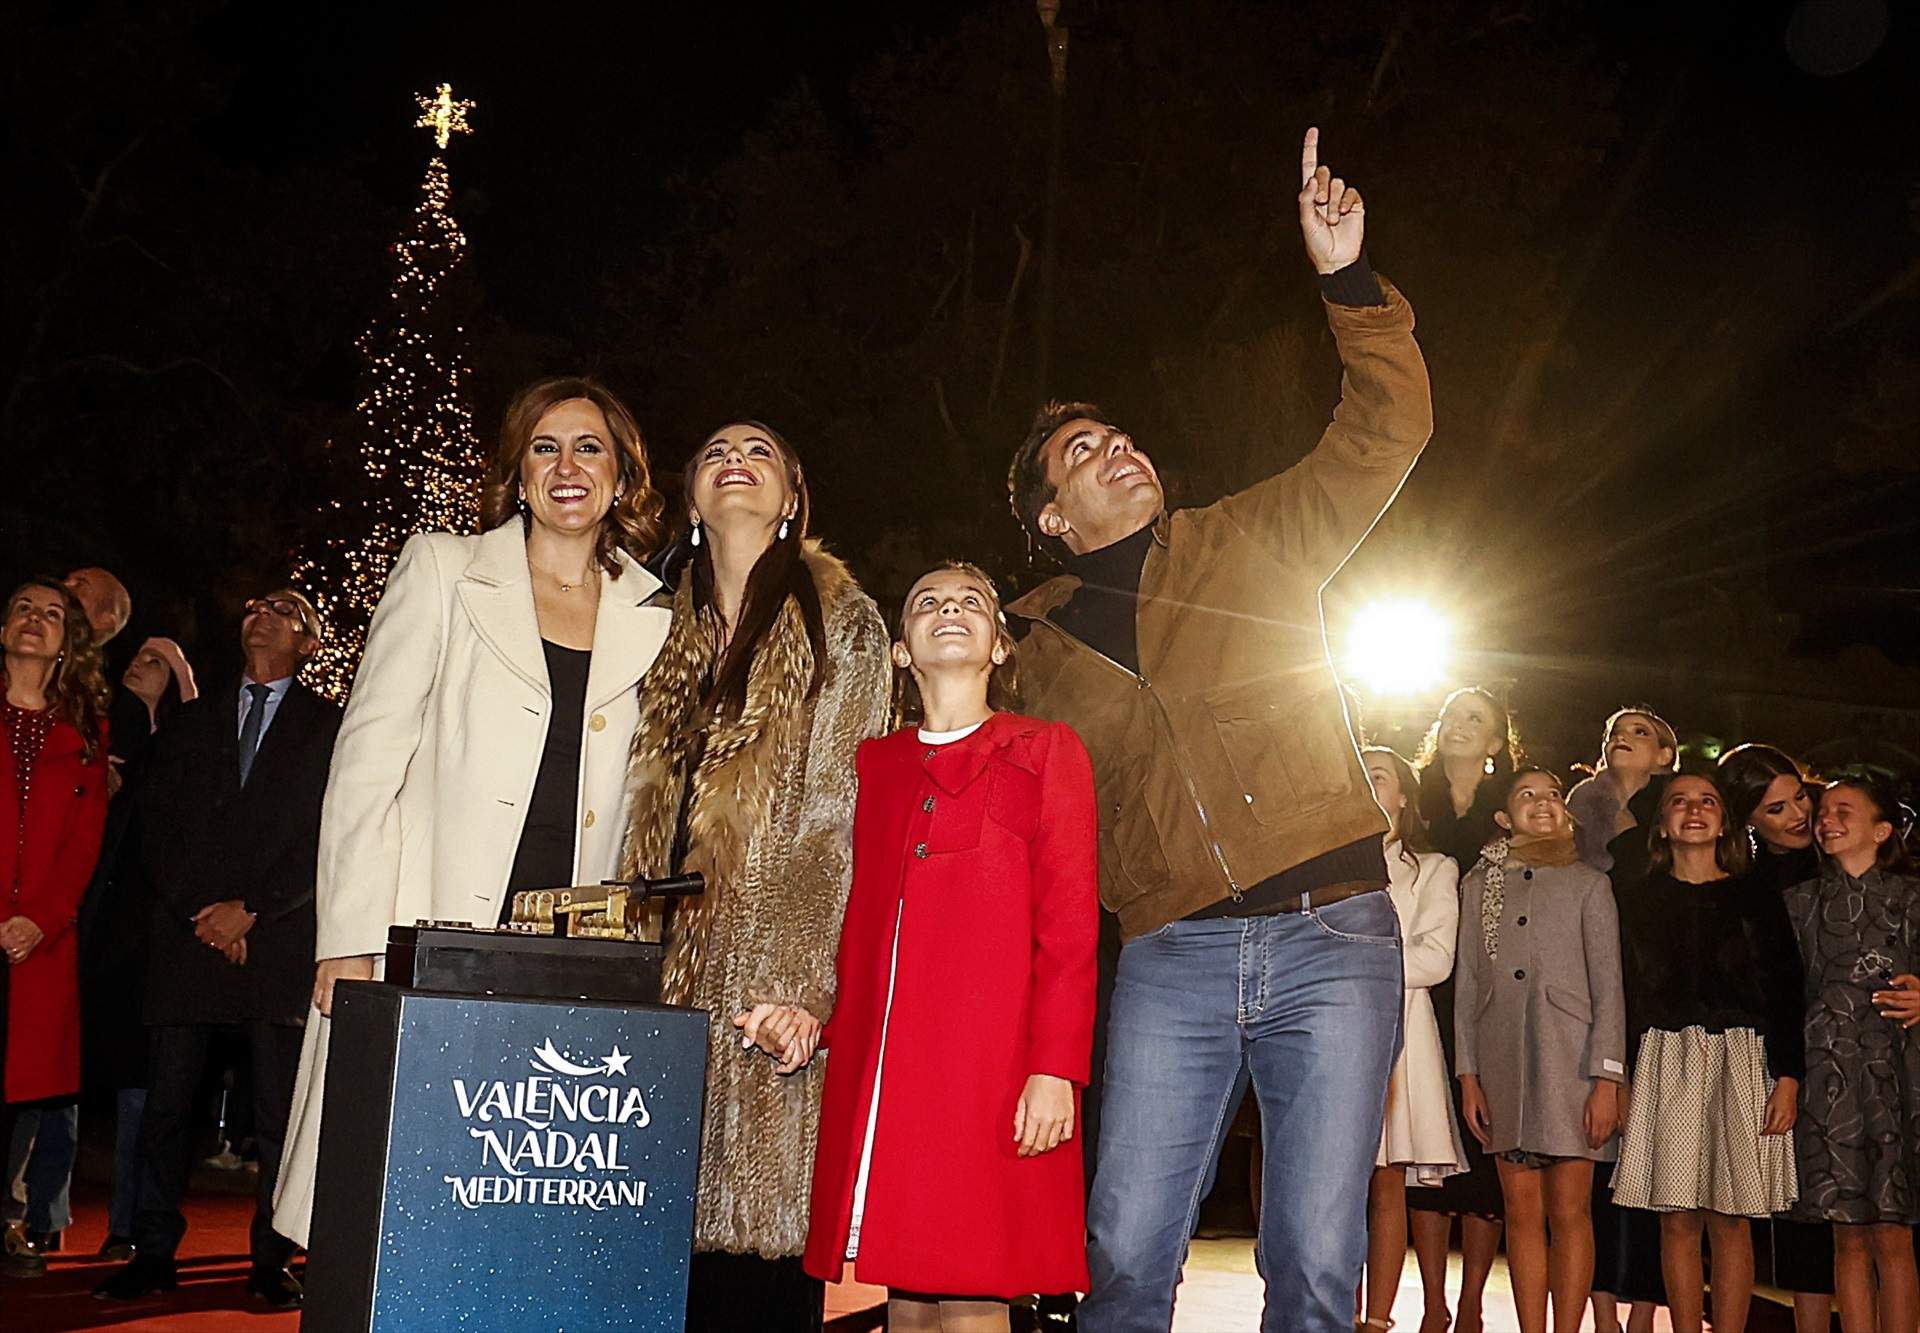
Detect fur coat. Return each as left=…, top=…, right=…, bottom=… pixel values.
left=622, top=541, right=890, bottom=1257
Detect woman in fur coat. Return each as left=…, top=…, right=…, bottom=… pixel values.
left=622, top=421, right=890, bottom=1332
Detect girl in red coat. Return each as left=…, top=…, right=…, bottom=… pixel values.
left=805, top=561, right=1098, bottom=1332
left=0, top=579, right=111, bottom=1160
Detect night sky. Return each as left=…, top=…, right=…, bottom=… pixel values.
left=3, top=0, right=1915, bottom=772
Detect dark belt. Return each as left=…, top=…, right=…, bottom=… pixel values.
left=1271, top=877, right=1383, bottom=916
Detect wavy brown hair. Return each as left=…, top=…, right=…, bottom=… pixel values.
left=477, top=376, right=668, bottom=575
left=1, top=578, right=110, bottom=763
left=892, top=561, right=1021, bottom=727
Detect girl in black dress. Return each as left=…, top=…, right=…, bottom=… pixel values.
left=1408, top=686, right=1517, bottom=1333
left=1719, top=743, right=1829, bottom=1333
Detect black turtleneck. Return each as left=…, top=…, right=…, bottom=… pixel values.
left=1054, top=525, right=1154, bottom=673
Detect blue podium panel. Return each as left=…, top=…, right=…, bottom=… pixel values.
left=306, top=985, right=707, bottom=1333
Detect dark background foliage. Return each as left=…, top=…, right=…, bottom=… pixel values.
left=2, top=0, right=1914, bottom=770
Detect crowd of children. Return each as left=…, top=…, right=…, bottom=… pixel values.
left=1366, top=693, right=1920, bottom=1333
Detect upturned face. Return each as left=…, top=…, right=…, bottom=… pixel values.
left=241, top=592, right=317, bottom=663
left=2, top=586, right=68, bottom=663
left=122, top=642, right=173, bottom=707
left=1367, top=755, right=1407, bottom=818
left=1749, top=772, right=1814, bottom=852
left=1659, top=774, right=1725, bottom=849
left=519, top=398, right=623, bottom=538
left=1434, top=693, right=1505, bottom=766
left=688, top=423, right=795, bottom=536
left=895, top=568, right=1007, bottom=676
left=1816, top=786, right=1891, bottom=863
left=1498, top=771, right=1568, bottom=838
left=1605, top=713, right=1674, bottom=777
left=1037, top=418, right=1164, bottom=554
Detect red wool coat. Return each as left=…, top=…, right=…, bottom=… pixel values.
left=2, top=716, right=109, bottom=1103
left=804, top=712, right=1097, bottom=1297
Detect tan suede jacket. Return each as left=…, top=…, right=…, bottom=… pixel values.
left=1009, top=279, right=1433, bottom=940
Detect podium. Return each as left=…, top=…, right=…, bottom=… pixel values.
left=302, top=924, right=709, bottom=1332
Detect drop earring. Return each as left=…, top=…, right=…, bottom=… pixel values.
left=690, top=521, right=702, bottom=548
left=778, top=517, right=790, bottom=541
left=1483, top=755, right=1496, bottom=777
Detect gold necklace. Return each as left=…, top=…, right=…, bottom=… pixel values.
left=535, top=564, right=595, bottom=594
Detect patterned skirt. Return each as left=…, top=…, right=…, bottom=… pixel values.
left=1612, top=1026, right=1797, bottom=1217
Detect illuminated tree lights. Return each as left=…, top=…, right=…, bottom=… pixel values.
left=297, top=85, right=481, bottom=701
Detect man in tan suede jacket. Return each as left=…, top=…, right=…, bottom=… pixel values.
left=1006, top=129, right=1433, bottom=1333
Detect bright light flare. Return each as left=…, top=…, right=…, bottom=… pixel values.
left=1343, top=599, right=1453, bottom=698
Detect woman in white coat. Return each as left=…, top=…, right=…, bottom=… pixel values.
left=272, top=376, right=672, bottom=1246
left=1361, top=747, right=1467, bottom=1333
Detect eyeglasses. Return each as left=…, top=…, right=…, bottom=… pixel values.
left=245, top=597, right=303, bottom=619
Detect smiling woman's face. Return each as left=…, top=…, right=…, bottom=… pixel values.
left=518, top=398, right=622, bottom=539
left=688, top=423, right=795, bottom=534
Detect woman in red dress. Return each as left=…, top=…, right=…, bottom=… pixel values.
left=805, top=562, right=1098, bottom=1332
left=0, top=578, right=112, bottom=1162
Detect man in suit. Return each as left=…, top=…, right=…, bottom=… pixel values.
left=94, top=588, right=341, bottom=1310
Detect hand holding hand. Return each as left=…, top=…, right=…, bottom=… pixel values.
left=223, top=937, right=249, bottom=967
left=1014, top=1074, right=1075, bottom=1158
left=1585, top=1079, right=1621, bottom=1149
left=1874, top=974, right=1920, bottom=1028
left=732, top=1004, right=822, bottom=1075
left=1762, top=1076, right=1799, bottom=1136
left=194, top=900, right=256, bottom=951
left=1298, top=127, right=1365, bottom=276
left=1459, top=1074, right=1493, bottom=1150
left=312, top=955, right=377, bottom=1017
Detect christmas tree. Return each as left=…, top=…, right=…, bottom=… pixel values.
left=297, top=83, right=483, bottom=700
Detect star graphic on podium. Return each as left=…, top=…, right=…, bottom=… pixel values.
left=603, top=1046, right=631, bottom=1077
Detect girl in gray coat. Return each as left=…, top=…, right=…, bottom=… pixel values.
left=1457, top=767, right=1627, bottom=1333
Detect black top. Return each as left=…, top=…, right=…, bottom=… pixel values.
left=1616, top=869, right=1806, bottom=1081
left=1418, top=767, right=1507, bottom=874
left=503, top=640, right=592, bottom=915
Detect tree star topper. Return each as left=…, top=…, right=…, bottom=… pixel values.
left=414, top=82, right=475, bottom=151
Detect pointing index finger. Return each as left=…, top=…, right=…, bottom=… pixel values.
left=1301, top=126, right=1319, bottom=189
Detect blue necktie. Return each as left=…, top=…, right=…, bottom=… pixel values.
left=238, top=683, right=272, bottom=785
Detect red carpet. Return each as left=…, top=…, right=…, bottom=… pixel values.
left=5, top=1185, right=296, bottom=1332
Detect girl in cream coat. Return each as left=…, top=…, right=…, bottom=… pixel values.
left=1361, top=748, right=1467, bottom=1331
left=273, top=379, right=672, bottom=1245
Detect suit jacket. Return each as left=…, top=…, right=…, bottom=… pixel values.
left=141, top=679, right=342, bottom=1025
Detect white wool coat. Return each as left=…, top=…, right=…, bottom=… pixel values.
left=1377, top=842, right=1468, bottom=1184
left=272, top=521, right=670, bottom=1244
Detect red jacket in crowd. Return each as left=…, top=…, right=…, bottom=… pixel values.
left=805, top=712, right=1097, bottom=1297
left=2, top=716, right=110, bottom=1103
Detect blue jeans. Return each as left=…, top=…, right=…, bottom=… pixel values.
left=1079, top=893, right=1403, bottom=1333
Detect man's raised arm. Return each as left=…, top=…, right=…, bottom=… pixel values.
left=1215, top=127, right=1434, bottom=586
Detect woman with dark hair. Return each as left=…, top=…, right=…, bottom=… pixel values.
left=1787, top=777, right=1920, bottom=1333
left=1719, top=743, right=1831, bottom=1333
left=274, top=376, right=673, bottom=1244
left=1408, top=686, right=1520, bottom=1333
left=1612, top=773, right=1802, bottom=1333
left=1359, top=747, right=1465, bottom=1332
left=621, top=421, right=890, bottom=1331
left=0, top=579, right=111, bottom=1252
left=76, top=637, right=199, bottom=1261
